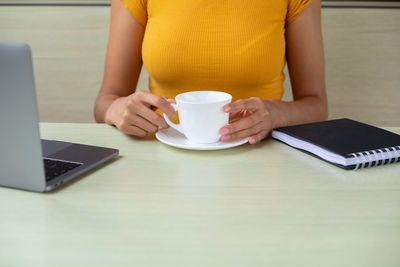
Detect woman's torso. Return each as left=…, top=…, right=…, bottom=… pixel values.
left=138, top=0, right=299, bottom=101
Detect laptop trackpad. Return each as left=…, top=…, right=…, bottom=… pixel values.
left=41, top=139, right=72, bottom=157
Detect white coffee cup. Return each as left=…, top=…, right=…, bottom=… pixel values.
left=164, top=91, right=232, bottom=144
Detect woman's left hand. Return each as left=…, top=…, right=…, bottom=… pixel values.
left=219, top=97, right=276, bottom=144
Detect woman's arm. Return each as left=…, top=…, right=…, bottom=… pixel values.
left=220, top=0, right=328, bottom=144
left=95, top=0, right=144, bottom=122
left=95, top=0, right=174, bottom=136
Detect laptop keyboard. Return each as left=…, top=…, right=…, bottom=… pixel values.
left=43, top=158, right=82, bottom=182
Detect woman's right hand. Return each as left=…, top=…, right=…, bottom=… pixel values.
left=95, top=0, right=175, bottom=137
left=105, top=90, right=175, bottom=137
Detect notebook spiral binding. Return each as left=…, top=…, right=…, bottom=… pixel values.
left=350, top=146, right=400, bottom=170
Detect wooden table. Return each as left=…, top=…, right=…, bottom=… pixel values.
left=1, top=123, right=399, bottom=266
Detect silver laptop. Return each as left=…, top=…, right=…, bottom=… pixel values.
left=0, top=41, right=119, bottom=192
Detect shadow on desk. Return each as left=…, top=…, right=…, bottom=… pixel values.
left=276, top=142, right=399, bottom=181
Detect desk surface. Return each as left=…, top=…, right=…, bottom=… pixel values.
left=1, top=123, right=399, bottom=266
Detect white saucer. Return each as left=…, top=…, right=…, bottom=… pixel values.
left=156, top=127, right=248, bottom=150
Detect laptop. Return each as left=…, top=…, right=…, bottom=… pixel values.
left=0, top=41, right=119, bottom=192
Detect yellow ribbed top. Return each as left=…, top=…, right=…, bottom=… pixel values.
left=122, top=0, right=312, bottom=102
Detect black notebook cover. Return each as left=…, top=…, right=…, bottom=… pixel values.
left=272, top=118, right=400, bottom=170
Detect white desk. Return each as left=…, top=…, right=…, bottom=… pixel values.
left=1, top=123, right=399, bottom=266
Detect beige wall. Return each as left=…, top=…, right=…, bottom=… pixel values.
left=0, top=6, right=399, bottom=125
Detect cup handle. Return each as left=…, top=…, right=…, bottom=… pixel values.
left=163, top=104, right=184, bottom=134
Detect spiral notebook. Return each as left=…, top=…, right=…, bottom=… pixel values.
left=272, top=118, right=400, bottom=170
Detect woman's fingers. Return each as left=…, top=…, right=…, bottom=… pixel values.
left=220, top=120, right=266, bottom=142
left=124, top=91, right=172, bottom=129
left=167, top=98, right=176, bottom=104
left=223, top=97, right=264, bottom=114
left=124, top=111, right=159, bottom=133
left=113, top=91, right=176, bottom=136
left=221, top=110, right=265, bottom=136
left=117, top=109, right=159, bottom=135
left=249, top=130, right=270, bottom=144
left=133, top=103, right=169, bottom=129
left=229, top=109, right=252, bottom=122
left=118, top=123, right=148, bottom=137
left=135, top=90, right=175, bottom=118
left=229, top=111, right=243, bottom=122
left=221, top=97, right=272, bottom=143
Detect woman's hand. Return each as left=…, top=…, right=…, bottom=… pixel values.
left=105, top=90, right=175, bottom=137
left=219, top=97, right=276, bottom=145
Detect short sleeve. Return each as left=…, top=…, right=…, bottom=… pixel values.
left=121, top=0, right=148, bottom=26
left=286, top=0, right=313, bottom=24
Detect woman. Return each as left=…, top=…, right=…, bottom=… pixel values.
left=95, top=0, right=328, bottom=144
